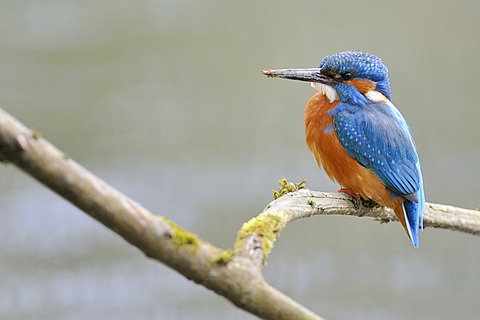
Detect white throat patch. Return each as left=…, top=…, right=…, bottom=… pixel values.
left=365, top=90, right=388, bottom=102
left=310, top=82, right=339, bottom=103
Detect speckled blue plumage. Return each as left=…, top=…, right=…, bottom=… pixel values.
left=331, top=103, right=419, bottom=198
left=322, top=51, right=425, bottom=247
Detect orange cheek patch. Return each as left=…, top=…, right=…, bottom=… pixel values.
left=348, top=79, right=376, bottom=93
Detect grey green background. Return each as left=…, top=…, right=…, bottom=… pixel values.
left=1, top=1, right=479, bottom=319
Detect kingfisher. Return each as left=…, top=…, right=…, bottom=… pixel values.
left=262, top=51, right=425, bottom=247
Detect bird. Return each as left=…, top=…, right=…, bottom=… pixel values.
left=262, top=51, right=425, bottom=247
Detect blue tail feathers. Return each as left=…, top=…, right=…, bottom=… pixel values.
left=403, top=201, right=420, bottom=247
left=402, top=184, right=425, bottom=247
left=402, top=160, right=425, bottom=248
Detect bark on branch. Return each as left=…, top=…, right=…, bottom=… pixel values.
left=1, top=107, right=479, bottom=319
left=0, top=108, right=323, bottom=319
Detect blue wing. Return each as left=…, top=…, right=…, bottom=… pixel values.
left=331, top=101, right=420, bottom=200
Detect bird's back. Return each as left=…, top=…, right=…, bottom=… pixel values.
left=305, top=92, right=395, bottom=205
left=304, top=91, right=423, bottom=246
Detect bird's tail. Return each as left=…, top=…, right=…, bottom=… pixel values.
left=394, top=198, right=424, bottom=248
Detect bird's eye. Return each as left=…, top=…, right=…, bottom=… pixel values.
left=341, top=72, right=354, bottom=81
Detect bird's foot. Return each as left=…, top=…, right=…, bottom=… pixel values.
left=337, top=188, right=361, bottom=200
left=337, top=188, right=363, bottom=208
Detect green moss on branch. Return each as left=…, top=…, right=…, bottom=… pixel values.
left=235, top=212, right=287, bottom=264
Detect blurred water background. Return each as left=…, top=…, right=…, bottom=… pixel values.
left=1, top=1, right=479, bottom=319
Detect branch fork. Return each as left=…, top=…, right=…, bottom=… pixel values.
left=1, top=107, right=479, bottom=320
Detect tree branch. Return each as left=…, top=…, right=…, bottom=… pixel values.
left=1, top=107, right=479, bottom=319
left=266, top=189, right=480, bottom=235
left=0, top=108, right=323, bottom=319
left=235, top=187, right=480, bottom=268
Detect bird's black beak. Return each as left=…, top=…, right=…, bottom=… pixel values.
left=262, top=68, right=333, bottom=85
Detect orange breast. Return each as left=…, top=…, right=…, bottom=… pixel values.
left=304, top=92, right=411, bottom=238
left=304, top=92, right=400, bottom=209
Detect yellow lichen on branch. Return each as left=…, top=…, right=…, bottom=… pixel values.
left=273, top=177, right=307, bottom=199
left=235, top=212, right=287, bottom=266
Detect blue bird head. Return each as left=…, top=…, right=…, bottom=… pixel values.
left=318, top=51, right=392, bottom=103
left=262, top=51, right=392, bottom=105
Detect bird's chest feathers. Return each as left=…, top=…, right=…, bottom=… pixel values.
left=304, top=92, right=379, bottom=195
left=304, top=92, right=345, bottom=172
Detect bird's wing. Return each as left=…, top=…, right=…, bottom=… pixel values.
left=333, top=101, right=420, bottom=200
